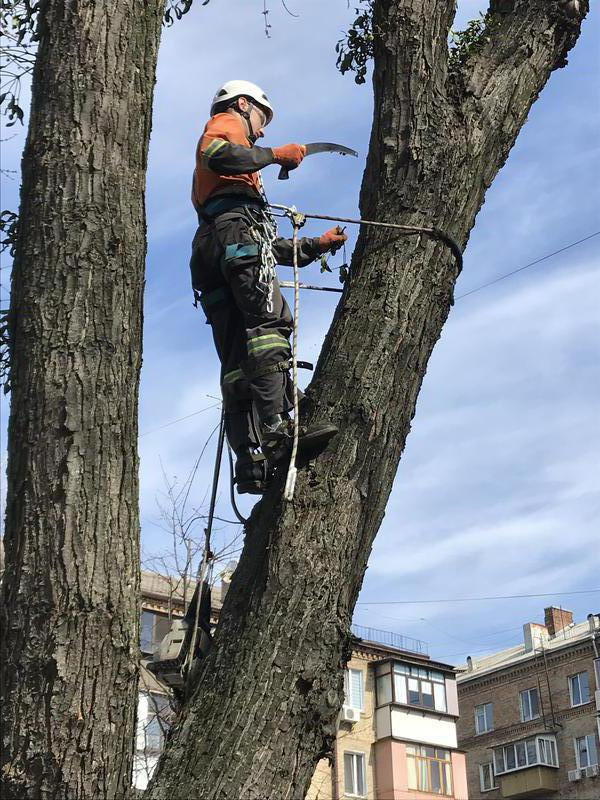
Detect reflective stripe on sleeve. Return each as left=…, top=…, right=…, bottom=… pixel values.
left=203, top=138, right=228, bottom=158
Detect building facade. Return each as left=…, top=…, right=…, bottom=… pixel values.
left=457, top=607, right=600, bottom=800
left=136, top=575, right=468, bottom=798
left=307, top=626, right=468, bottom=800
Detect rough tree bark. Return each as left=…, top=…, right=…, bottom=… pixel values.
left=148, top=1, right=589, bottom=798
left=1, top=1, right=165, bottom=798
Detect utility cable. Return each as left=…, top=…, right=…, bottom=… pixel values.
left=456, top=230, right=600, bottom=299
left=356, top=589, right=600, bottom=605
left=281, top=229, right=599, bottom=300
left=140, top=402, right=220, bottom=437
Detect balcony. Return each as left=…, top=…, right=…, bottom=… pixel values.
left=351, top=624, right=428, bottom=656
left=500, top=765, right=558, bottom=798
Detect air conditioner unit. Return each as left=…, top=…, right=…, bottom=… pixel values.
left=568, top=769, right=582, bottom=782
left=342, top=706, right=361, bottom=723
left=584, top=765, right=599, bottom=778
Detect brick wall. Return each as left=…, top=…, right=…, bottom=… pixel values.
left=457, top=641, right=599, bottom=800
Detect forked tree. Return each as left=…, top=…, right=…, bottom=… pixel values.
left=0, top=0, right=589, bottom=798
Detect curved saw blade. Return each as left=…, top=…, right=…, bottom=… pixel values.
left=278, top=142, right=358, bottom=180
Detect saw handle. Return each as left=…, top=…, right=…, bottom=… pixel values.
left=278, top=166, right=290, bottom=180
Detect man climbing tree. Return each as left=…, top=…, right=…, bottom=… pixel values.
left=0, top=0, right=590, bottom=799
left=190, top=79, right=342, bottom=495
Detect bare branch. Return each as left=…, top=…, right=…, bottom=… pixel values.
left=450, top=0, right=589, bottom=165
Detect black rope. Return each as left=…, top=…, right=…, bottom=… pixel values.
left=227, top=441, right=248, bottom=525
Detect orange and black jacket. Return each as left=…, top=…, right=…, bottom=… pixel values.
left=192, top=113, right=276, bottom=211
left=191, top=112, right=323, bottom=267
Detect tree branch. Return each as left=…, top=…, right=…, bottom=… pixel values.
left=359, top=0, right=458, bottom=216
left=451, top=0, right=589, bottom=178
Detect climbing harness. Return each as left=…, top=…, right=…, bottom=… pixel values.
left=247, top=205, right=279, bottom=314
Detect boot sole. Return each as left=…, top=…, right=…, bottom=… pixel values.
left=266, top=424, right=338, bottom=466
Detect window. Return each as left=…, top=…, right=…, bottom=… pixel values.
left=493, top=735, right=558, bottom=775
left=344, top=668, right=365, bottom=710
left=519, top=687, right=540, bottom=722
left=376, top=671, right=393, bottom=705
left=385, top=662, right=447, bottom=712
left=406, top=744, right=453, bottom=796
left=140, top=610, right=173, bottom=655
left=575, top=735, right=599, bottom=769
left=138, top=692, right=171, bottom=754
left=344, top=752, right=366, bottom=797
left=475, top=702, right=494, bottom=734
left=569, top=671, right=590, bottom=706
left=479, top=762, right=498, bottom=792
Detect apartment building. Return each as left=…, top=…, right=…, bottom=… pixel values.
left=136, top=567, right=468, bottom=797
left=457, top=607, right=600, bottom=800
left=307, top=625, right=469, bottom=800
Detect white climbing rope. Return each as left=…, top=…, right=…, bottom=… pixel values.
left=283, top=209, right=303, bottom=502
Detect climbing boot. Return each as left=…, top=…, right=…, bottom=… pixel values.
left=260, top=413, right=338, bottom=464
left=297, top=419, right=338, bottom=461
left=234, top=450, right=269, bottom=494
left=260, top=413, right=292, bottom=460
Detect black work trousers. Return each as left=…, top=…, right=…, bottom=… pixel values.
left=190, top=206, right=294, bottom=454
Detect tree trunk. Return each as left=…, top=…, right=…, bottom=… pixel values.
left=148, top=1, right=588, bottom=798
left=1, top=1, right=164, bottom=798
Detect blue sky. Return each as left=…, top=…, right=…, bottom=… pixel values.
left=1, top=0, right=599, bottom=667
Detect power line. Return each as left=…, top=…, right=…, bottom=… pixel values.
left=456, top=230, right=600, bottom=300
left=139, top=402, right=220, bottom=437
left=356, top=589, right=600, bottom=606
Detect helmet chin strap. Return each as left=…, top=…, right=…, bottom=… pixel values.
left=236, top=101, right=258, bottom=143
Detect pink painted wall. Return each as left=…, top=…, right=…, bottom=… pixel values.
left=374, top=740, right=469, bottom=800
left=451, top=751, right=469, bottom=800
left=374, top=740, right=397, bottom=800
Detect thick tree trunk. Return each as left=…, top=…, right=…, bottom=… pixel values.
left=148, top=1, right=588, bottom=798
left=1, top=2, right=164, bottom=798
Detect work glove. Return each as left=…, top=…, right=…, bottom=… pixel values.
left=271, top=143, right=307, bottom=170
left=318, top=226, right=348, bottom=254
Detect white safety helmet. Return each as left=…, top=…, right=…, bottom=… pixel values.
left=210, top=80, right=274, bottom=124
